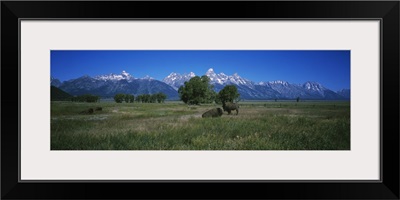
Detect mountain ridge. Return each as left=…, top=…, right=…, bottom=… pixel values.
left=53, top=72, right=178, bottom=99
left=162, top=68, right=350, bottom=100
left=51, top=69, right=350, bottom=100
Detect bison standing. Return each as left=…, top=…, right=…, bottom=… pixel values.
left=202, top=108, right=223, bottom=118
left=222, top=102, right=239, bottom=115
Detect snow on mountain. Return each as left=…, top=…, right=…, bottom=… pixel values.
left=337, top=89, right=351, bottom=99
left=204, top=68, right=253, bottom=87
left=303, top=81, right=322, bottom=90
left=94, top=70, right=135, bottom=82
left=263, top=80, right=307, bottom=99
left=52, top=69, right=349, bottom=101
left=141, top=75, right=155, bottom=80
left=50, top=77, right=62, bottom=87
left=261, top=80, right=345, bottom=100
left=302, top=81, right=325, bottom=95
left=163, top=68, right=255, bottom=91
left=162, top=68, right=349, bottom=100
left=162, top=71, right=196, bottom=90
left=267, top=80, right=290, bottom=86
left=205, top=68, right=230, bottom=85
left=227, top=73, right=254, bottom=88
left=205, top=68, right=215, bottom=76
left=121, top=70, right=130, bottom=77
left=57, top=71, right=179, bottom=99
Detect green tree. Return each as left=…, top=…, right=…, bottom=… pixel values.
left=155, top=92, right=167, bottom=103
left=214, top=95, right=222, bottom=104
left=202, top=75, right=217, bottom=103
left=178, top=76, right=215, bottom=105
left=206, top=90, right=217, bottom=103
left=114, top=93, right=125, bottom=103
left=124, top=94, right=130, bottom=103
left=217, top=85, right=240, bottom=104
left=86, top=95, right=99, bottom=103
left=142, top=94, right=151, bottom=103
left=296, top=97, right=300, bottom=102
left=128, top=94, right=135, bottom=103
left=150, top=94, right=157, bottom=103
left=136, top=95, right=142, bottom=103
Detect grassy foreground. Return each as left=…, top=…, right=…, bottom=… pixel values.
left=51, top=101, right=350, bottom=150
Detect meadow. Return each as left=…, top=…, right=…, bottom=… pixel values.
left=51, top=100, right=350, bottom=150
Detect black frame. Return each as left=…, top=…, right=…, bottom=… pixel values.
left=2, top=1, right=399, bottom=199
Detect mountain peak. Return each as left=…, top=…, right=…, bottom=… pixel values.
left=55, top=69, right=347, bottom=100
left=302, top=81, right=325, bottom=95
left=50, top=77, right=62, bottom=87
left=206, top=68, right=216, bottom=76
left=258, top=81, right=267, bottom=85
left=94, top=71, right=134, bottom=82
left=121, top=70, right=130, bottom=77
left=303, top=81, right=324, bottom=89
left=163, top=71, right=195, bottom=90
left=142, top=75, right=154, bottom=80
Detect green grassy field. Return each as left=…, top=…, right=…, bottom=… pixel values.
left=51, top=100, right=350, bottom=150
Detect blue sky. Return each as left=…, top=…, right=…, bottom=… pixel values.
left=51, top=50, right=350, bottom=91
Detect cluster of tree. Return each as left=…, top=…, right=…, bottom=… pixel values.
left=114, top=93, right=167, bottom=103
left=178, top=76, right=216, bottom=105
left=178, top=76, right=240, bottom=105
left=71, top=94, right=100, bottom=103
left=135, top=93, right=167, bottom=103
left=114, top=94, right=135, bottom=103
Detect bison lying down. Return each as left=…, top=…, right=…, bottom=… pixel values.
left=79, top=107, right=103, bottom=115
left=202, top=108, right=223, bottom=118
left=79, top=108, right=94, bottom=114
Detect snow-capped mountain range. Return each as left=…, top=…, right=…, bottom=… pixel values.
left=51, top=68, right=350, bottom=100
left=161, top=68, right=349, bottom=100
left=52, top=71, right=177, bottom=99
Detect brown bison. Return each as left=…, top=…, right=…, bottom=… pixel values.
left=222, top=102, right=239, bottom=115
left=79, top=108, right=94, bottom=114
left=202, top=108, right=223, bottom=118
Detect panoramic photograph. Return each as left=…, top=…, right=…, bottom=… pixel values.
left=51, top=50, right=350, bottom=150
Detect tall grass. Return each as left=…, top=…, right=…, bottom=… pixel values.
left=51, top=101, right=350, bottom=150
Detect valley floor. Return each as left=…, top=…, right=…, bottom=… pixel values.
left=51, top=101, right=350, bottom=150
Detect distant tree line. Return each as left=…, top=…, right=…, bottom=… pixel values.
left=136, top=93, right=167, bottom=103
left=71, top=94, right=100, bottom=103
left=114, top=93, right=167, bottom=103
left=114, top=93, right=134, bottom=103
